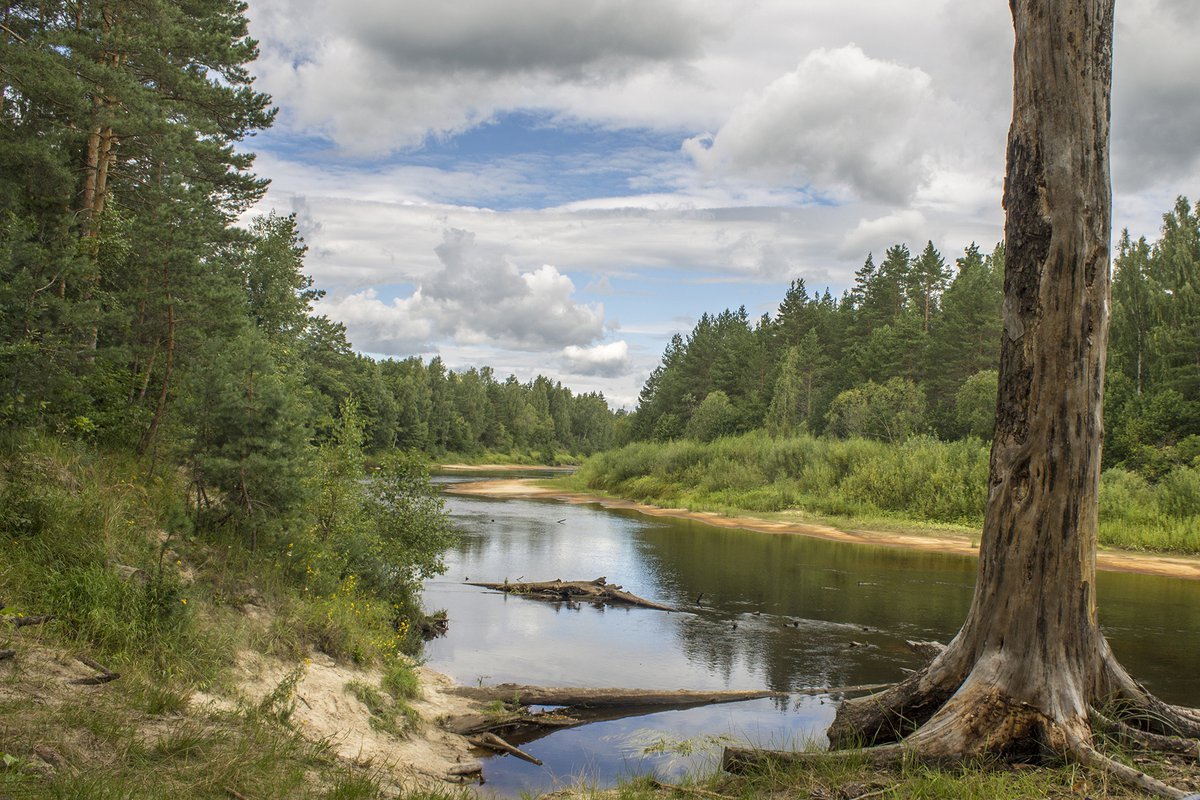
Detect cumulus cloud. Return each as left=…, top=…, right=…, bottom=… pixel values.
left=839, top=210, right=929, bottom=258
left=250, top=0, right=727, bottom=153
left=346, top=0, right=714, bottom=76
left=561, top=341, right=633, bottom=377
left=684, top=46, right=943, bottom=203
left=318, top=229, right=605, bottom=354
left=1111, top=0, right=1200, bottom=192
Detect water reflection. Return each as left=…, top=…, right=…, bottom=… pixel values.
left=422, top=479, right=1200, bottom=797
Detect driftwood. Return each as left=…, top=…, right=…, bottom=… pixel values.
left=451, top=684, right=784, bottom=708
left=467, top=731, right=544, bottom=765
left=70, top=655, right=120, bottom=686
left=446, top=761, right=483, bottom=777
left=419, top=611, right=449, bottom=640
left=445, top=685, right=788, bottom=748
left=465, top=576, right=677, bottom=612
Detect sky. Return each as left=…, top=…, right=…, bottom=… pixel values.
left=242, top=0, right=1200, bottom=410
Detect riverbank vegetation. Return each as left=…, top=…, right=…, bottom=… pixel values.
left=575, top=431, right=1200, bottom=553
left=0, top=2, right=486, bottom=795
left=606, top=196, right=1200, bottom=553
left=630, top=199, right=1200, bottom=478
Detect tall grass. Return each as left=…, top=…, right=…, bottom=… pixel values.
left=577, top=431, right=1200, bottom=554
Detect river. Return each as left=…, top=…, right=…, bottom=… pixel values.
left=422, top=471, right=1200, bottom=797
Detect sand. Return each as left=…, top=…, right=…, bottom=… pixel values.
left=195, top=651, right=483, bottom=791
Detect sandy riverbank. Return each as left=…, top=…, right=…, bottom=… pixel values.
left=445, top=478, right=1200, bottom=581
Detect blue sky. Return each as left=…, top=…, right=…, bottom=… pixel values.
left=244, top=0, right=1200, bottom=408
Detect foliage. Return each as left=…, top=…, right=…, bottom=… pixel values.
left=578, top=431, right=1200, bottom=552
left=953, top=370, right=998, bottom=440
left=826, top=378, right=927, bottom=442
left=686, top=390, right=740, bottom=442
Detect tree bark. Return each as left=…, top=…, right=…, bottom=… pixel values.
left=725, top=4, right=1200, bottom=797
left=828, top=0, right=1118, bottom=746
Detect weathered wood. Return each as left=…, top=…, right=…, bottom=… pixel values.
left=466, top=577, right=677, bottom=611
left=793, top=682, right=892, bottom=697
left=70, top=654, right=119, bottom=685
left=445, top=761, right=483, bottom=776
left=467, top=731, right=544, bottom=765
left=450, top=684, right=783, bottom=708
left=443, top=710, right=580, bottom=736
left=904, top=640, right=946, bottom=663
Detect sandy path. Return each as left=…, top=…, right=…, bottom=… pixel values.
left=445, top=478, right=1200, bottom=581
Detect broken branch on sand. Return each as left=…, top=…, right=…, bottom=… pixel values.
left=465, top=576, right=677, bottom=612
left=466, top=731, right=544, bottom=765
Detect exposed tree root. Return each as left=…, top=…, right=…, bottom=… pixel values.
left=1089, top=708, right=1200, bottom=758
left=727, top=659, right=1200, bottom=800
left=1059, top=725, right=1194, bottom=800
left=826, top=644, right=971, bottom=748
left=1103, top=657, right=1200, bottom=739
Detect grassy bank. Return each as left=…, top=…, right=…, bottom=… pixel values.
left=575, top=751, right=1199, bottom=800
left=572, top=432, right=1200, bottom=554
left=0, top=433, right=463, bottom=798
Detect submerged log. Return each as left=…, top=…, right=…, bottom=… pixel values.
left=444, top=685, right=788, bottom=747
left=450, top=684, right=784, bottom=708
left=465, top=576, right=677, bottom=612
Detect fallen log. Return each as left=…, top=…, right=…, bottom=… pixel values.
left=443, top=710, right=580, bottom=736
left=465, top=577, right=677, bottom=612
left=444, top=686, right=787, bottom=748
left=467, top=731, right=544, bottom=765
left=450, top=684, right=784, bottom=708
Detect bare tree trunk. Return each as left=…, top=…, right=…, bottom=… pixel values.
left=829, top=0, right=1119, bottom=745
left=727, top=3, right=1200, bottom=797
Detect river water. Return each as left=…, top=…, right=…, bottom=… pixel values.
left=422, top=472, right=1200, bottom=797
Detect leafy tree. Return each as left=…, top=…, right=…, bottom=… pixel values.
left=365, top=451, right=457, bottom=601
left=685, top=391, right=738, bottom=442
left=825, top=378, right=926, bottom=443
left=765, top=332, right=826, bottom=436
left=953, top=370, right=998, bottom=440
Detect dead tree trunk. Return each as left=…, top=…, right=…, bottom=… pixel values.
left=728, top=3, right=1200, bottom=797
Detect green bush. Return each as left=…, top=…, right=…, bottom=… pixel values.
left=578, top=431, right=1200, bottom=552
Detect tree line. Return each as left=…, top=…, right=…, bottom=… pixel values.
left=0, top=1, right=618, bottom=467
left=632, top=199, right=1200, bottom=478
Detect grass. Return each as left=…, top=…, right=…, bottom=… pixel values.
left=571, top=431, right=1200, bottom=555
left=0, top=431, right=456, bottom=798
left=553, top=748, right=1199, bottom=800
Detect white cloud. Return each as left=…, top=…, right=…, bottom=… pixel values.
left=317, top=229, right=605, bottom=354
left=683, top=46, right=943, bottom=203
left=839, top=210, right=929, bottom=259
left=561, top=341, right=633, bottom=377
left=242, top=0, right=1200, bottom=403
left=249, top=0, right=729, bottom=154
